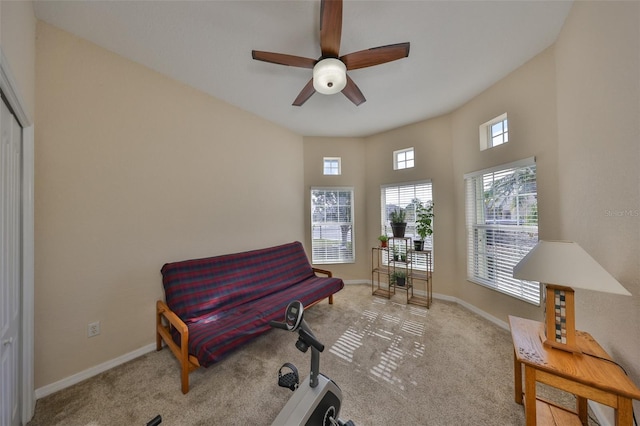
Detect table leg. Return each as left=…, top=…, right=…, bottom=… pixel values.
left=514, top=348, right=523, bottom=405
left=524, top=365, right=537, bottom=426
left=576, top=396, right=588, bottom=425
left=616, top=396, right=633, bottom=426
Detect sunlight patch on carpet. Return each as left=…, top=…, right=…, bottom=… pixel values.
left=372, top=298, right=387, bottom=306
left=328, top=299, right=428, bottom=393
left=381, top=314, right=401, bottom=325
left=329, top=327, right=365, bottom=362
left=401, top=319, right=425, bottom=336
left=409, top=306, right=427, bottom=318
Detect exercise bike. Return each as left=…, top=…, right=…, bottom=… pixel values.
left=269, top=300, right=355, bottom=426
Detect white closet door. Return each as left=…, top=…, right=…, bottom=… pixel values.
left=0, top=98, right=22, bottom=426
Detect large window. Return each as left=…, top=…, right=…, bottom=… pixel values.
left=380, top=181, right=432, bottom=270
left=465, top=158, right=539, bottom=304
left=311, top=187, right=354, bottom=264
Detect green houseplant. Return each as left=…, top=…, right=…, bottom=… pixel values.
left=390, top=270, right=407, bottom=287
left=378, top=235, right=389, bottom=248
left=414, top=201, right=434, bottom=251
left=389, top=208, right=407, bottom=237
left=392, top=245, right=400, bottom=261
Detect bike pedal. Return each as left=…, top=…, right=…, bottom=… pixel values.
left=278, top=362, right=299, bottom=391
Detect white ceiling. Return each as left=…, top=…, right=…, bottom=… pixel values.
left=33, top=0, right=573, bottom=137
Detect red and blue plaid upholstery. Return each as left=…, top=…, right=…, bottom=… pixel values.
left=162, top=242, right=317, bottom=323
left=161, top=241, right=344, bottom=367
left=188, top=275, right=343, bottom=367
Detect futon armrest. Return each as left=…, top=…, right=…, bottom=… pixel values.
left=312, top=267, right=333, bottom=277
left=156, top=300, right=199, bottom=393
left=157, top=300, right=188, bottom=335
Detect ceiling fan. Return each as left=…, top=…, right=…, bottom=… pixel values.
left=251, top=0, right=410, bottom=106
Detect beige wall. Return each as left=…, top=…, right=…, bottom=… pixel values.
left=449, top=46, right=560, bottom=321
left=303, top=137, right=368, bottom=281
left=35, top=22, right=305, bottom=388
left=555, top=1, right=639, bottom=415
left=364, top=116, right=455, bottom=295
left=1, top=0, right=36, bottom=119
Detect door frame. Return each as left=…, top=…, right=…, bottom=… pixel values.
left=0, top=48, right=35, bottom=423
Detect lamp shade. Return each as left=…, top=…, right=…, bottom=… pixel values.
left=513, top=240, right=631, bottom=295
left=313, top=58, right=347, bottom=95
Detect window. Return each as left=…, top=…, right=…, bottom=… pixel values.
left=380, top=181, right=432, bottom=270
left=465, top=158, right=539, bottom=304
left=480, top=113, right=509, bottom=150
left=311, top=187, right=354, bottom=264
left=323, top=157, right=341, bottom=175
left=393, top=148, right=414, bottom=170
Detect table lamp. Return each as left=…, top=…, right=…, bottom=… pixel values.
left=513, top=240, right=631, bottom=353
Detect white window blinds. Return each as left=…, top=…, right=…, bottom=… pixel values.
left=311, top=187, right=354, bottom=264
left=380, top=181, right=433, bottom=271
left=465, top=158, right=539, bottom=304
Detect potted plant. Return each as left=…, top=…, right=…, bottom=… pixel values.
left=392, top=245, right=400, bottom=261
left=414, top=202, right=434, bottom=251
left=389, top=208, right=407, bottom=237
left=390, top=270, right=407, bottom=287
left=378, top=235, right=389, bottom=248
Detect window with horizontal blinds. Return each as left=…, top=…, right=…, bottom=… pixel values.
left=380, top=181, right=433, bottom=271
left=311, top=187, right=354, bottom=264
left=465, top=158, right=539, bottom=304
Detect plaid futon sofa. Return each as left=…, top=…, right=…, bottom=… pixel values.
left=155, top=241, right=344, bottom=393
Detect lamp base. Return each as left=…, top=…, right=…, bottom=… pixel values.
left=541, top=284, right=582, bottom=354
left=539, top=328, right=582, bottom=354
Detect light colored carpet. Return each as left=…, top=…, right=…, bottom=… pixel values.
left=27, top=284, right=594, bottom=425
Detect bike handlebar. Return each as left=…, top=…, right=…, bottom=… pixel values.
left=269, top=320, right=288, bottom=330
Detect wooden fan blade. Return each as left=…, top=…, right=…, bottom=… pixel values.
left=342, top=75, right=366, bottom=106
left=320, top=0, right=342, bottom=58
left=252, top=51, right=317, bottom=69
left=341, top=42, right=410, bottom=70
left=293, top=79, right=316, bottom=106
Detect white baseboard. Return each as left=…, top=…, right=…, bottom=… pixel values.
left=451, top=296, right=509, bottom=330
left=35, top=343, right=157, bottom=399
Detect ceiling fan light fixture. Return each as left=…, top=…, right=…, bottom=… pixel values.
left=313, top=58, right=347, bottom=95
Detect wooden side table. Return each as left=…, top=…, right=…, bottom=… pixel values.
left=508, top=316, right=640, bottom=425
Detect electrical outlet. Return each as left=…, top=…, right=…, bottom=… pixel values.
left=88, top=321, right=100, bottom=338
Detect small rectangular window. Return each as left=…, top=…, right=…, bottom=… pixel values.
left=480, top=113, right=509, bottom=150
left=394, top=148, right=414, bottom=170
left=323, top=157, right=341, bottom=175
